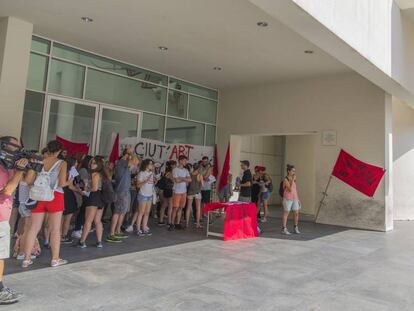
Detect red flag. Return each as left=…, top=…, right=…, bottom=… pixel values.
left=213, top=144, right=219, bottom=178
left=109, top=133, right=120, bottom=164
left=56, top=136, right=89, bottom=157
left=332, top=149, right=385, bottom=197
left=218, top=143, right=230, bottom=191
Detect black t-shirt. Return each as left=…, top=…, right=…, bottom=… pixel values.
left=240, top=169, right=252, bottom=197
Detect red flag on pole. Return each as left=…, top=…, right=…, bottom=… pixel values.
left=219, top=143, right=230, bottom=191
left=56, top=136, right=89, bottom=157
left=213, top=144, right=219, bottom=178
left=109, top=133, right=120, bottom=164
left=331, top=149, right=385, bottom=197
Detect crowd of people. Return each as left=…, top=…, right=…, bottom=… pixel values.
left=0, top=135, right=301, bottom=305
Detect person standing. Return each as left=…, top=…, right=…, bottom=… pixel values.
left=251, top=166, right=261, bottom=216
left=23, top=140, right=70, bottom=268
left=171, top=155, right=191, bottom=230
left=281, top=164, right=300, bottom=235
left=107, top=149, right=134, bottom=242
left=237, top=160, right=252, bottom=202
left=78, top=157, right=105, bottom=248
left=157, top=160, right=175, bottom=226
left=259, top=167, right=272, bottom=223
left=185, top=163, right=203, bottom=228
left=0, top=136, right=35, bottom=304
left=135, top=159, right=156, bottom=236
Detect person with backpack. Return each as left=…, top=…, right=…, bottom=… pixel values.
left=23, top=140, right=71, bottom=268
left=157, top=160, right=175, bottom=226
left=107, top=149, right=135, bottom=242
left=281, top=164, right=301, bottom=235
left=258, top=167, right=272, bottom=223
left=185, top=163, right=203, bottom=229
left=78, top=157, right=105, bottom=248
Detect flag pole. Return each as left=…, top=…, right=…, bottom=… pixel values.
left=314, top=175, right=333, bottom=222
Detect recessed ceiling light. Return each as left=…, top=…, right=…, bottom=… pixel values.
left=158, top=46, right=168, bottom=51
left=304, top=50, right=314, bottom=54
left=213, top=66, right=222, bottom=71
left=257, top=21, right=268, bottom=27
left=81, top=16, right=93, bottom=23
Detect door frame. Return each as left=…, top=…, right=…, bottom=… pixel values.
left=41, top=95, right=142, bottom=155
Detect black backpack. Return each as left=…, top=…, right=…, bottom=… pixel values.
left=278, top=178, right=287, bottom=197
left=101, top=179, right=115, bottom=204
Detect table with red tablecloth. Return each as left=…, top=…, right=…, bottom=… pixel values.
left=203, top=202, right=258, bottom=241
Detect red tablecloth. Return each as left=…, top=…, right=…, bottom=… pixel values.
left=203, top=202, right=258, bottom=241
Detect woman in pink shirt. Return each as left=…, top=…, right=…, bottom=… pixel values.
left=282, top=164, right=300, bottom=235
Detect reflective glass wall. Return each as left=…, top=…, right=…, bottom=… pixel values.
left=23, top=36, right=218, bottom=151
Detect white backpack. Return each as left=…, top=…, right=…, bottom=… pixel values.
left=29, top=160, right=62, bottom=202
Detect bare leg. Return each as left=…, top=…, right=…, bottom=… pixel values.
left=293, top=210, right=299, bottom=226
left=142, top=201, right=151, bottom=231
left=94, top=209, right=104, bottom=243
left=136, top=201, right=146, bottom=232
left=263, top=200, right=269, bottom=219
left=48, top=212, right=63, bottom=261
left=9, top=208, right=19, bottom=237
left=115, top=213, right=126, bottom=234
left=159, top=192, right=167, bottom=223
left=62, top=214, right=73, bottom=238
left=176, top=207, right=183, bottom=225
left=24, top=213, right=45, bottom=261
left=185, top=197, right=193, bottom=227
left=195, top=198, right=202, bottom=227
left=19, top=217, right=31, bottom=256
left=80, top=207, right=97, bottom=243
left=282, top=211, right=289, bottom=228
left=109, top=213, right=119, bottom=236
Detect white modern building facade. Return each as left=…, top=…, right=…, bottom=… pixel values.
left=1, top=0, right=414, bottom=231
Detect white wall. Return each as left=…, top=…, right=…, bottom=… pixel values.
left=217, top=72, right=392, bottom=231
left=285, top=135, right=317, bottom=215
left=0, top=17, right=33, bottom=137
left=392, top=97, right=414, bottom=219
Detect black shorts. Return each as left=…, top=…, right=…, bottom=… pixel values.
left=85, top=191, right=104, bottom=209
left=63, top=187, right=78, bottom=215
left=163, top=189, right=173, bottom=198
left=201, top=190, right=211, bottom=204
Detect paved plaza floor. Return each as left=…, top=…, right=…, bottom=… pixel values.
left=2, top=217, right=414, bottom=311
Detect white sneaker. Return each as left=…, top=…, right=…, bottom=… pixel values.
left=125, top=225, right=134, bottom=233
left=16, top=254, right=36, bottom=260
left=294, top=226, right=301, bottom=234
left=71, top=230, right=82, bottom=239
left=281, top=227, right=291, bottom=235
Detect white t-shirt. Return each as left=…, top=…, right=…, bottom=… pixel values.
left=173, top=167, right=190, bottom=194
left=138, top=171, right=155, bottom=196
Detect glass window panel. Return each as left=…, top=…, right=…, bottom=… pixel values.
left=47, top=99, right=95, bottom=150
left=85, top=69, right=166, bottom=114
left=99, top=109, right=138, bottom=156
left=21, top=91, right=44, bottom=151
left=205, top=125, right=216, bottom=146
left=166, top=118, right=204, bottom=145
left=142, top=113, right=165, bottom=141
left=53, top=43, right=167, bottom=85
left=188, top=96, right=217, bottom=124
left=48, top=59, right=85, bottom=98
left=26, top=53, right=48, bottom=91
left=31, top=36, right=50, bottom=54
left=169, top=78, right=218, bottom=100
left=168, top=90, right=188, bottom=118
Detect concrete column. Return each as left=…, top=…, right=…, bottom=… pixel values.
left=385, top=93, right=394, bottom=231
left=0, top=17, right=33, bottom=138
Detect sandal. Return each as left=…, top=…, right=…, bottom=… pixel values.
left=51, top=258, right=68, bottom=267
left=22, top=260, right=33, bottom=268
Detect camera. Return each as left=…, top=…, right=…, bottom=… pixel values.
left=0, top=139, right=43, bottom=172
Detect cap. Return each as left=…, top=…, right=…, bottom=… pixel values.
left=240, top=160, right=250, bottom=167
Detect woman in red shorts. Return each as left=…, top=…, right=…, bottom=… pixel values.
left=22, top=140, right=71, bottom=268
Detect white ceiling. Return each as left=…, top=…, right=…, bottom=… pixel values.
left=0, top=0, right=349, bottom=89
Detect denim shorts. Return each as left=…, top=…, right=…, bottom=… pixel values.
left=283, top=199, right=301, bottom=212
left=261, top=191, right=270, bottom=201
left=138, top=194, right=153, bottom=202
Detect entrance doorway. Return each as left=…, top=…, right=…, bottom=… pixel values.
left=41, top=96, right=141, bottom=156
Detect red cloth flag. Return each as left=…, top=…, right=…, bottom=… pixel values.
left=332, top=149, right=385, bottom=197
left=56, top=136, right=89, bottom=157
left=218, top=143, right=230, bottom=191
left=213, top=144, right=219, bottom=178
left=109, top=133, right=120, bottom=164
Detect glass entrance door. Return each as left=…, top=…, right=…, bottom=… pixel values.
left=42, top=97, right=98, bottom=154
left=97, top=107, right=141, bottom=157
left=42, top=96, right=141, bottom=156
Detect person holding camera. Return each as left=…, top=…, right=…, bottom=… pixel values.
left=282, top=164, right=301, bottom=235
left=23, top=140, right=71, bottom=268
left=0, top=136, right=36, bottom=304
